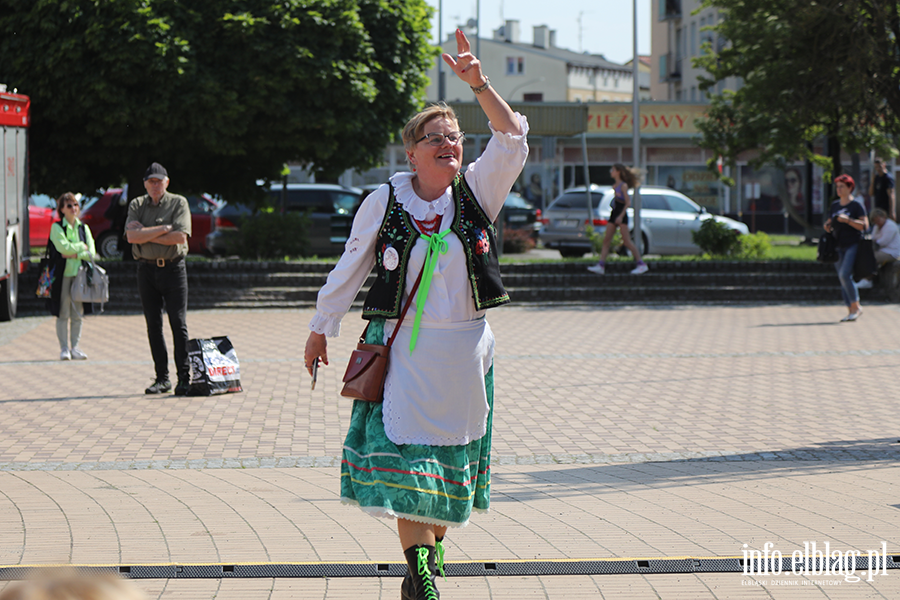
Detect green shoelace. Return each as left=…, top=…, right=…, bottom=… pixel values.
left=435, top=540, right=446, bottom=580
left=416, top=547, right=440, bottom=600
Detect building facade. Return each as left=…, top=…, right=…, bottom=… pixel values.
left=425, top=21, right=637, bottom=103
left=650, top=0, right=741, bottom=102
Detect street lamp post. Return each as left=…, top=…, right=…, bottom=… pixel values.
left=631, top=0, right=642, bottom=252
left=476, top=0, right=480, bottom=59
left=437, top=0, right=444, bottom=101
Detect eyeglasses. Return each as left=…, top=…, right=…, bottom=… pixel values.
left=786, top=177, right=799, bottom=185
left=63, top=203, right=78, bottom=209
left=415, top=131, right=466, bottom=146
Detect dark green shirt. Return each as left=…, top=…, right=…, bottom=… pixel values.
left=127, top=192, right=192, bottom=260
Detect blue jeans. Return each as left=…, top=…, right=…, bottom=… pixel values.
left=835, top=243, right=859, bottom=307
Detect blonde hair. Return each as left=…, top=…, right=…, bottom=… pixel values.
left=401, top=103, right=459, bottom=154
left=0, top=573, right=146, bottom=600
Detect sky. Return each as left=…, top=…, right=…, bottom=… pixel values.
left=424, top=0, right=652, bottom=64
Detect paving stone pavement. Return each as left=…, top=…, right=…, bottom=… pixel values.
left=1, top=304, right=900, bottom=599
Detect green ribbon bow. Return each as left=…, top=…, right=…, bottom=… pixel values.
left=409, top=229, right=452, bottom=353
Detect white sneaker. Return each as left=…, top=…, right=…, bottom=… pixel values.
left=856, top=279, right=874, bottom=289
left=70, top=347, right=88, bottom=360
left=587, top=264, right=605, bottom=275
left=60, top=348, right=71, bottom=361
left=631, top=263, right=649, bottom=274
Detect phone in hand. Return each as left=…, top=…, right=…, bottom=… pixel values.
left=310, top=359, right=318, bottom=390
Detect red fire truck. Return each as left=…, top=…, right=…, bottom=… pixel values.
left=0, top=85, right=29, bottom=321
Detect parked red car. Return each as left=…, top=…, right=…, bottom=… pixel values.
left=81, top=189, right=219, bottom=257
left=27, top=194, right=57, bottom=249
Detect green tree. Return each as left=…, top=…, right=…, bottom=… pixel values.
left=0, top=0, right=436, bottom=201
left=695, top=0, right=900, bottom=228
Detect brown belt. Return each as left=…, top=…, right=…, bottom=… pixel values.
left=138, top=256, right=183, bottom=267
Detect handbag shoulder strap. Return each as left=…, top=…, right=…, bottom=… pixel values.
left=385, top=263, right=425, bottom=349
left=359, top=212, right=442, bottom=348
left=356, top=259, right=425, bottom=346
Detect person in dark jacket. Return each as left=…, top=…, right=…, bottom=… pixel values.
left=48, top=192, right=96, bottom=360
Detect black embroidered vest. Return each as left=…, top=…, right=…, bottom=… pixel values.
left=362, top=175, right=510, bottom=319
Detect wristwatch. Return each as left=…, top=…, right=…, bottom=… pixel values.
left=470, top=76, right=491, bottom=95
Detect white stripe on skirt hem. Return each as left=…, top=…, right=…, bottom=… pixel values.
left=340, top=497, right=477, bottom=528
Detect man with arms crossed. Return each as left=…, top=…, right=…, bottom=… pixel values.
left=126, top=162, right=192, bottom=395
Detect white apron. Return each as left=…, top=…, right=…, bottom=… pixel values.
left=382, top=319, right=495, bottom=446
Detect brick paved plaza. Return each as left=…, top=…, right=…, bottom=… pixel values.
left=1, top=303, right=899, bottom=599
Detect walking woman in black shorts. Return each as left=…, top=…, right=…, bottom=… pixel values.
left=588, top=163, right=648, bottom=274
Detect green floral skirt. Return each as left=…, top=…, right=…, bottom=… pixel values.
left=340, top=319, right=494, bottom=528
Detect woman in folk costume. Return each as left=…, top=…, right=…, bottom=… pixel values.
left=304, top=29, right=528, bottom=600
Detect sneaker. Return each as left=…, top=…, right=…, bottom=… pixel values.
left=631, top=262, right=649, bottom=275
left=173, top=381, right=191, bottom=396
left=856, top=279, right=874, bottom=289
left=587, top=263, right=605, bottom=275
left=145, top=380, right=172, bottom=394
left=70, top=347, right=88, bottom=360
left=840, top=311, right=862, bottom=323
left=59, top=348, right=71, bottom=361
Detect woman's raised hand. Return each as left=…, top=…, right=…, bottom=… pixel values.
left=442, top=29, right=486, bottom=88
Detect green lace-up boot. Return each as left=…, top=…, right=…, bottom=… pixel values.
left=402, top=540, right=445, bottom=599
left=402, top=544, right=443, bottom=600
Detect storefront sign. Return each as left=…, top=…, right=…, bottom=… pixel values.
left=587, top=104, right=707, bottom=136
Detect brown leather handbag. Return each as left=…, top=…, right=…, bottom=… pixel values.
left=340, top=263, right=425, bottom=402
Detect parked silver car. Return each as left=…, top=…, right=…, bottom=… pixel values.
left=539, top=185, right=750, bottom=257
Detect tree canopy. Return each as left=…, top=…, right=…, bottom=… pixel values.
left=0, top=0, right=436, bottom=200
left=695, top=0, right=900, bottom=200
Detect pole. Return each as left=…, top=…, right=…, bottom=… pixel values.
left=476, top=0, right=481, bottom=59
left=582, top=133, right=592, bottom=229
left=438, top=0, right=444, bottom=101
left=631, top=0, right=642, bottom=254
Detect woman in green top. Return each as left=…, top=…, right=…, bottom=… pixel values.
left=48, top=192, right=96, bottom=360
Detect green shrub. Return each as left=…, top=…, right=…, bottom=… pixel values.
left=502, top=228, right=536, bottom=254
left=691, top=218, right=741, bottom=257
left=225, top=209, right=311, bottom=259
left=585, top=224, right=621, bottom=256
left=737, top=231, right=772, bottom=259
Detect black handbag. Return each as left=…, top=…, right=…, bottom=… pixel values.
left=817, top=231, right=838, bottom=263
left=853, top=236, right=878, bottom=281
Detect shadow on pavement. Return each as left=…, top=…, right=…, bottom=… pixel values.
left=491, top=437, right=900, bottom=502
left=0, top=394, right=140, bottom=403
